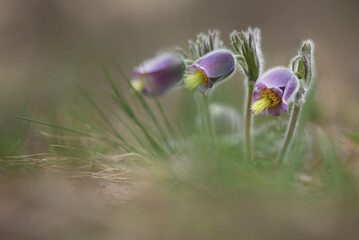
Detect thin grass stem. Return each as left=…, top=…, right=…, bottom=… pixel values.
left=111, top=60, right=171, bottom=144
left=75, top=84, right=132, bottom=152
left=109, top=61, right=172, bottom=155
left=152, top=93, right=178, bottom=141
left=102, top=65, right=166, bottom=156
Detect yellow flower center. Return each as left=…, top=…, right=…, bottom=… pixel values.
left=184, top=70, right=209, bottom=90
left=131, top=79, right=146, bottom=92
left=251, top=88, right=282, bottom=115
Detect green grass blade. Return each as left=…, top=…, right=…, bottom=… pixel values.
left=146, top=80, right=178, bottom=142
left=101, top=100, right=148, bottom=153
left=102, top=65, right=166, bottom=156
left=8, top=97, right=31, bottom=155
left=75, top=83, right=132, bottom=152
left=111, top=59, right=173, bottom=151
left=4, top=114, right=92, bottom=136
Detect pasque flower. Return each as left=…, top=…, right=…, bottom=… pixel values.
left=184, top=50, right=235, bottom=94
left=131, top=53, right=185, bottom=96
left=251, top=67, right=298, bottom=116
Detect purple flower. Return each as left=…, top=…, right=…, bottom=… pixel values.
left=131, top=53, right=185, bottom=96
left=251, top=67, right=298, bottom=116
left=184, top=50, right=235, bottom=95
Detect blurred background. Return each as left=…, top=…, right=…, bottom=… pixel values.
left=1, top=0, right=358, bottom=138
left=0, top=0, right=359, bottom=239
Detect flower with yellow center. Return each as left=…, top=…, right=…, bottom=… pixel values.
left=131, top=53, right=185, bottom=96
left=251, top=88, right=282, bottom=115
left=251, top=67, right=298, bottom=116
left=184, top=50, right=235, bottom=95
left=184, top=70, right=208, bottom=90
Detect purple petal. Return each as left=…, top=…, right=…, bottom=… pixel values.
left=142, top=70, right=181, bottom=95
left=257, top=109, right=269, bottom=115
left=282, top=75, right=298, bottom=103
left=272, top=87, right=283, bottom=98
left=186, top=65, right=197, bottom=74
left=134, top=53, right=178, bottom=74
left=268, top=105, right=282, bottom=116
left=194, top=57, right=204, bottom=65
left=251, top=82, right=267, bottom=102
left=199, top=80, right=214, bottom=95
left=281, top=102, right=288, bottom=114
left=133, top=53, right=185, bottom=96
left=194, top=50, right=235, bottom=79
left=258, top=67, right=295, bottom=88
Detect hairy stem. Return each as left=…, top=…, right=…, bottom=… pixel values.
left=204, top=95, right=215, bottom=147
left=245, top=82, right=254, bottom=162
left=278, top=104, right=301, bottom=165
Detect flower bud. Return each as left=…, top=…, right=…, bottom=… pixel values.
left=131, top=53, right=185, bottom=96
left=251, top=67, right=298, bottom=116
left=301, top=41, right=312, bottom=57
left=188, top=30, right=224, bottom=59
left=184, top=50, right=235, bottom=95
left=230, top=28, right=262, bottom=82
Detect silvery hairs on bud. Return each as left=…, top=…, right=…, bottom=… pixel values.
left=290, top=40, right=315, bottom=105
left=186, top=30, right=225, bottom=60
left=230, top=27, right=264, bottom=83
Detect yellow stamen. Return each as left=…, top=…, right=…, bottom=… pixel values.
left=261, top=88, right=281, bottom=107
left=131, top=79, right=145, bottom=92
left=251, top=97, right=272, bottom=115
left=184, top=70, right=208, bottom=90
left=251, top=88, right=282, bottom=115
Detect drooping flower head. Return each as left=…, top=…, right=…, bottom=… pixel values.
left=251, top=67, right=298, bottom=116
left=184, top=50, right=235, bottom=95
left=131, top=53, right=185, bottom=96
